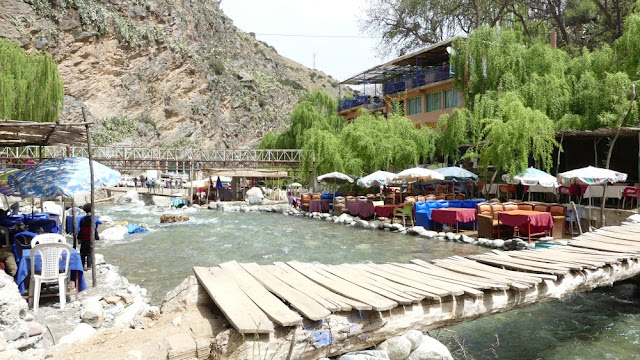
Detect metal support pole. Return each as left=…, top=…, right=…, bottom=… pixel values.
left=82, top=107, right=97, bottom=286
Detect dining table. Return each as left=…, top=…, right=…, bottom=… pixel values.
left=374, top=204, right=405, bottom=218
left=498, top=210, right=554, bottom=241
left=308, top=199, right=330, bottom=213
left=346, top=201, right=375, bottom=218
left=15, top=248, right=87, bottom=296
left=430, top=208, right=477, bottom=232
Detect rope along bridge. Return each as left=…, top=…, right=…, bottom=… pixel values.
left=193, top=222, right=640, bottom=359
left=0, top=146, right=303, bottom=171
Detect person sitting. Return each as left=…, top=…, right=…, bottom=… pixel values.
left=0, top=244, right=17, bottom=277
left=78, top=204, right=100, bottom=270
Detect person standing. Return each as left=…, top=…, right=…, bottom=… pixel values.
left=78, top=204, right=100, bottom=270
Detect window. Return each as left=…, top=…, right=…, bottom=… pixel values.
left=444, top=88, right=462, bottom=108
left=426, top=92, right=441, bottom=112
left=408, top=96, right=422, bottom=115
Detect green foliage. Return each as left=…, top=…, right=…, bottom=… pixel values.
left=91, top=115, right=139, bottom=146
left=260, top=91, right=436, bottom=179
left=163, top=137, right=193, bottom=148
left=0, top=39, right=64, bottom=123
left=277, top=78, right=304, bottom=91
left=448, top=23, right=639, bottom=175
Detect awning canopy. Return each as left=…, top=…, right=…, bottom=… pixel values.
left=340, top=38, right=455, bottom=85
left=0, top=119, right=89, bottom=147
left=206, top=169, right=289, bottom=178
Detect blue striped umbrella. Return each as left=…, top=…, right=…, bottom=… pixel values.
left=9, top=157, right=120, bottom=198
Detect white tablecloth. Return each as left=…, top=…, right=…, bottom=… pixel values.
left=582, top=185, right=627, bottom=199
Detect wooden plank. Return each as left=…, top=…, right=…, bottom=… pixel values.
left=287, top=261, right=397, bottom=311
left=376, top=263, right=474, bottom=295
left=410, top=258, right=524, bottom=287
left=465, top=255, right=568, bottom=275
left=391, top=263, right=485, bottom=297
left=337, top=265, right=440, bottom=301
left=385, top=263, right=487, bottom=296
left=594, top=229, right=640, bottom=241
left=481, top=252, right=573, bottom=271
left=218, top=261, right=303, bottom=326
left=263, top=265, right=343, bottom=311
left=524, top=250, right=605, bottom=268
left=568, top=239, right=640, bottom=254
left=556, top=246, right=634, bottom=261
left=429, top=259, right=530, bottom=290
left=272, top=262, right=371, bottom=311
left=193, top=266, right=274, bottom=333
left=353, top=264, right=454, bottom=297
left=492, top=250, right=586, bottom=271
left=317, top=265, right=416, bottom=305
left=581, top=232, right=640, bottom=246
left=443, top=257, right=547, bottom=283
left=240, top=263, right=332, bottom=321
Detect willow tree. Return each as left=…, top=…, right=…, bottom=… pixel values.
left=0, top=39, right=64, bottom=123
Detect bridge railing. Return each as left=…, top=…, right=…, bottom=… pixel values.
left=0, top=146, right=303, bottom=170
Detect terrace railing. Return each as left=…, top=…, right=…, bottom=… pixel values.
left=338, top=95, right=384, bottom=112
left=0, top=146, right=303, bottom=171
left=384, top=65, right=452, bottom=95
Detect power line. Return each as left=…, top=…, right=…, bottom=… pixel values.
left=255, top=33, right=381, bottom=39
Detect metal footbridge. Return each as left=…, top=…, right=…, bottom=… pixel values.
left=0, top=146, right=303, bottom=172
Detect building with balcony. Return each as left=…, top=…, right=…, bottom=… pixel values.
left=338, top=38, right=463, bottom=127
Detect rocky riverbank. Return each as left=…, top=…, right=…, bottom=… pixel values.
left=0, top=253, right=156, bottom=360
left=205, top=200, right=556, bottom=252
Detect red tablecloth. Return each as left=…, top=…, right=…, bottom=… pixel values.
left=431, top=208, right=476, bottom=226
left=309, top=200, right=330, bottom=213
left=374, top=204, right=404, bottom=218
left=346, top=201, right=375, bottom=218
left=498, top=210, right=553, bottom=228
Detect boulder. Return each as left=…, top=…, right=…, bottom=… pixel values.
left=444, top=232, right=456, bottom=241
left=117, top=190, right=144, bottom=205
left=354, top=220, right=369, bottom=229
left=403, top=330, right=423, bottom=351
left=160, top=214, right=189, bottom=223
left=376, top=336, right=412, bottom=360
left=245, top=187, right=264, bottom=205
left=0, top=274, right=29, bottom=342
left=25, top=322, right=44, bottom=337
left=406, top=334, right=453, bottom=360
left=81, top=297, right=105, bottom=328
left=58, top=323, right=96, bottom=345
left=339, top=350, right=390, bottom=360
left=114, top=302, right=147, bottom=328
left=492, top=239, right=505, bottom=248
left=100, top=225, right=128, bottom=241
left=421, top=231, right=437, bottom=238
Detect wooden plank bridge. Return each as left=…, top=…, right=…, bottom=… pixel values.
left=0, top=145, right=303, bottom=171
left=193, top=222, right=640, bottom=359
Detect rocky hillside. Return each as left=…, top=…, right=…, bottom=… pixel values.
left=0, top=0, right=342, bottom=148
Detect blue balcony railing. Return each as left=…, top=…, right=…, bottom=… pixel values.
left=383, top=65, right=452, bottom=96
left=338, top=95, right=384, bottom=112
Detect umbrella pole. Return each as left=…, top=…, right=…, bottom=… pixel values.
left=84, top=109, right=97, bottom=286
left=72, top=198, right=77, bottom=249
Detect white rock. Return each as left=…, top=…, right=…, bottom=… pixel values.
left=245, top=187, right=264, bottom=205
left=354, top=220, right=369, bottom=228
left=626, top=214, right=640, bottom=223
left=100, top=225, right=128, bottom=241
left=58, top=323, right=96, bottom=345
left=339, top=350, right=390, bottom=360
left=406, top=334, right=453, bottom=360
left=171, top=316, right=182, bottom=326
left=114, top=302, right=146, bottom=327
left=376, top=336, right=412, bottom=360
left=493, top=239, right=505, bottom=248
left=81, top=296, right=104, bottom=328
left=403, top=330, right=423, bottom=350
left=421, top=230, right=437, bottom=238
left=445, top=232, right=456, bottom=241
left=94, top=253, right=107, bottom=265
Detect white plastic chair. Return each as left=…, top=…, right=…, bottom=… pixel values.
left=30, top=233, right=67, bottom=248
left=29, top=242, right=71, bottom=312
left=565, top=207, right=584, bottom=236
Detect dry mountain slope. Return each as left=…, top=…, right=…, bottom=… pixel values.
left=0, top=0, right=341, bottom=148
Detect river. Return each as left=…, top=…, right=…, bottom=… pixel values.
left=94, top=204, right=640, bottom=359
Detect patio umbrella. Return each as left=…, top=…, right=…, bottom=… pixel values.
left=394, top=167, right=445, bottom=183
left=8, top=157, right=121, bottom=198
left=0, top=168, right=20, bottom=196
left=434, top=166, right=478, bottom=181
left=503, top=167, right=558, bottom=187
left=557, top=166, right=628, bottom=230
left=317, top=172, right=354, bottom=184
left=357, top=170, right=397, bottom=188
left=557, top=166, right=627, bottom=185
left=290, top=182, right=303, bottom=187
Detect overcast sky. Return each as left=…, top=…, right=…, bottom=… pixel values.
left=219, top=0, right=389, bottom=82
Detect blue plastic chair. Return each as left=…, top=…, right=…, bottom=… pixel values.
left=448, top=200, right=463, bottom=208
left=437, top=200, right=449, bottom=208
left=462, top=200, right=476, bottom=208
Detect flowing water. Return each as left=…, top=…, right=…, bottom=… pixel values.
left=94, top=204, right=640, bottom=359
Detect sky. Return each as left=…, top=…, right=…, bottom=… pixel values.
left=219, top=0, right=390, bottom=82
